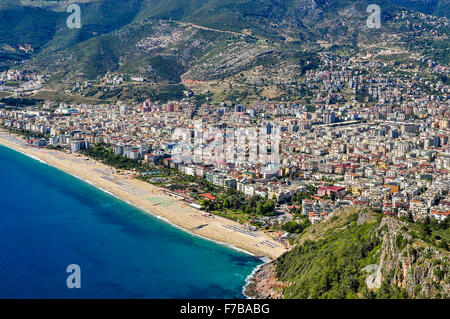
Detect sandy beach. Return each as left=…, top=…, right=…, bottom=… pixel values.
left=0, top=131, right=288, bottom=260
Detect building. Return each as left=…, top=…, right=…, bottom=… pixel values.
left=384, top=182, right=400, bottom=194
left=317, top=186, right=346, bottom=199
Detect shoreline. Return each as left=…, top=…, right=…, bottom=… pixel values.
left=0, top=131, right=288, bottom=262
left=1, top=140, right=261, bottom=260
left=6, top=140, right=266, bottom=267
left=242, top=260, right=284, bottom=299
left=242, top=257, right=271, bottom=299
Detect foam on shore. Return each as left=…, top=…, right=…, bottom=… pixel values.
left=149, top=210, right=259, bottom=258
left=5, top=147, right=49, bottom=166
left=0, top=133, right=284, bottom=262
left=242, top=258, right=272, bottom=299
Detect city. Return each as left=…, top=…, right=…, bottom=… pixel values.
left=0, top=0, right=448, bottom=306
left=1, top=51, right=448, bottom=230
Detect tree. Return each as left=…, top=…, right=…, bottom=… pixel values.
left=261, top=200, right=276, bottom=215
left=407, top=212, right=414, bottom=223
left=421, top=216, right=432, bottom=236
left=282, top=220, right=304, bottom=234
left=223, top=198, right=230, bottom=209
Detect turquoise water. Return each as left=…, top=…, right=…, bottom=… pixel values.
left=0, top=145, right=261, bottom=298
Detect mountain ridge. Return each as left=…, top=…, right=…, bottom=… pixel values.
left=1, top=0, right=448, bottom=103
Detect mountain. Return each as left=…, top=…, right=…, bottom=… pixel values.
left=390, top=0, right=450, bottom=17
left=244, top=207, right=449, bottom=299
left=1, top=0, right=448, bottom=102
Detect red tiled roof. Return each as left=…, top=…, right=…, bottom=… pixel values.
left=199, top=193, right=216, bottom=201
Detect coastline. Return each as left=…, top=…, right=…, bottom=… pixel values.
left=242, top=260, right=285, bottom=299
left=242, top=257, right=271, bottom=299
left=0, top=131, right=288, bottom=261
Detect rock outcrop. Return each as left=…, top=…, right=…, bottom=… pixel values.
left=244, top=263, right=285, bottom=299
left=245, top=208, right=449, bottom=299
left=374, top=216, right=449, bottom=298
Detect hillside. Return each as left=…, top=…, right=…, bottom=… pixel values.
left=245, top=207, right=449, bottom=299
left=1, top=0, right=448, bottom=102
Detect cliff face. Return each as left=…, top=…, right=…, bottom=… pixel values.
left=244, top=263, right=284, bottom=299
left=245, top=207, right=449, bottom=299
left=374, top=216, right=449, bottom=298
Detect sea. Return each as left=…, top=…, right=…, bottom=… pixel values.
left=0, top=145, right=261, bottom=298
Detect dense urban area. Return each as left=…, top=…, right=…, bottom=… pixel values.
left=0, top=0, right=449, bottom=300
left=1, top=51, right=449, bottom=248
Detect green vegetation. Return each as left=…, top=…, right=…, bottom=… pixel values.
left=2, top=0, right=447, bottom=104
left=276, top=212, right=406, bottom=299
left=405, top=216, right=449, bottom=251
left=282, top=218, right=311, bottom=234
left=2, top=126, right=49, bottom=139
left=77, top=142, right=282, bottom=230
left=202, top=190, right=277, bottom=217
left=287, top=184, right=318, bottom=211
left=46, top=144, right=64, bottom=151
left=269, top=207, right=450, bottom=299
left=141, top=166, right=281, bottom=227
left=80, top=143, right=143, bottom=171
left=0, top=97, right=43, bottom=108
left=28, top=90, right=105, bottom=105
left=297, top=52, right=321, bottom=75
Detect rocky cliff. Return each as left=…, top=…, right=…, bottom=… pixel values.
left=373, top=215, right=449, bottom=298
left=245, top=207, right=449, bottom=299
